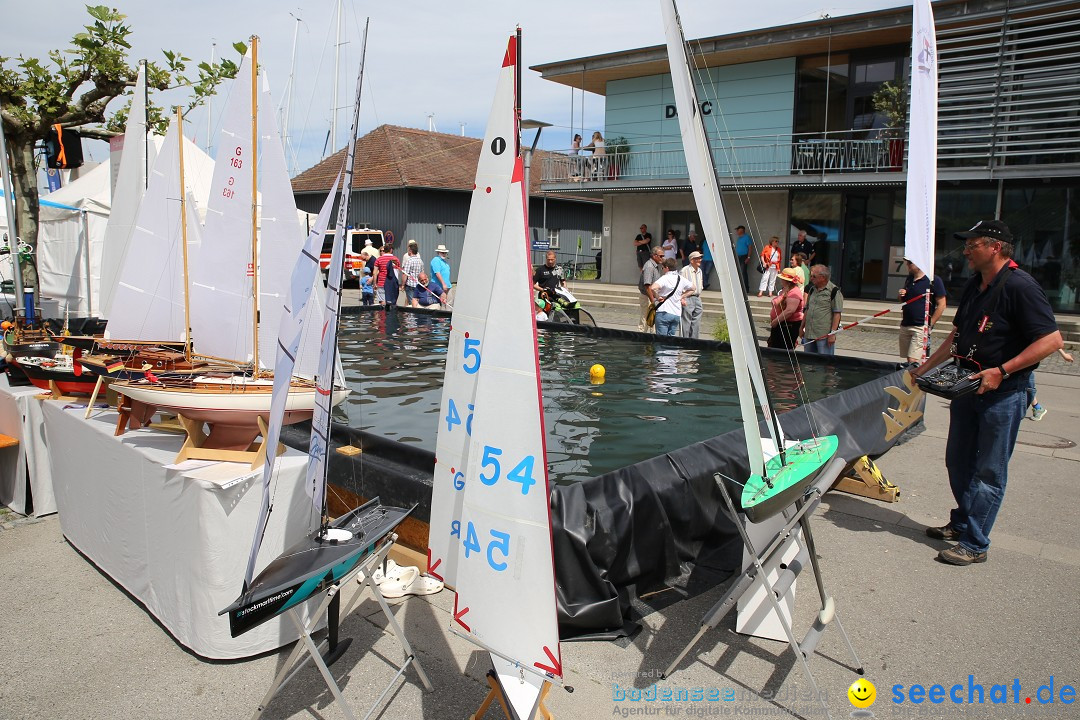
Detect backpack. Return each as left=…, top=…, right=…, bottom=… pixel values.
left=805, top=284, right=841, bottom=320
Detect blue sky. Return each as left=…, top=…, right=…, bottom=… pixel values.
left=1, top=0, right=905, bottom=178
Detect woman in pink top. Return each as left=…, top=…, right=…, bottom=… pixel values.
left=767, top=267, right=805, bottom=349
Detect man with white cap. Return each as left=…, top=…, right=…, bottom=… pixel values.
left=679, top=251, right=704, bottom=338
left=430, top=244, right=454, bottom=307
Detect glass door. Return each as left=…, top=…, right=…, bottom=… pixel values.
left=841, top=191, right=895, bottom=298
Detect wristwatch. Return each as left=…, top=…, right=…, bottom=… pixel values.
left=997, top=365, right=1011, bottom=380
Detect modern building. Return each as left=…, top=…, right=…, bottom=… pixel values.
left=291, top=124, right=603, bottom=281
left=533, top=0, right=1080, bottom=312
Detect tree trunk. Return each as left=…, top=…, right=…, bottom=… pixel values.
left=6, top=133, right=40, bottom=291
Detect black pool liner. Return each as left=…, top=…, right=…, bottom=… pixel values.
left=286, top=306, right=921, bottom=637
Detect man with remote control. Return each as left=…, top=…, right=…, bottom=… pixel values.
left=911, top=219, right=1062, bottom=566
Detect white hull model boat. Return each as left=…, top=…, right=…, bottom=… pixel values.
left=112, top=38, right=345, bottom=449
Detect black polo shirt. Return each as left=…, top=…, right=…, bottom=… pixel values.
left=900, top=274, right=947, bottom=327
left=533, top=264, right=561, bottom=294
left=952, top=265, right=1058, bottom=390
left=790, top=239, right=814, bottom=260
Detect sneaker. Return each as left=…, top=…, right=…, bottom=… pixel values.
left=938, top=543, right=987, bottom=566
left=925, top=525, right=960, bottom=541
left=1032, top=404, right=1047, bottom=422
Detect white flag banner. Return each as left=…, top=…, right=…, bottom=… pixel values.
left=903, top=0, right=938, bottom=280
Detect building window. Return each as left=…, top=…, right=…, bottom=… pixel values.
left=548, top=228, right=560, bottom=249
left=591, top=231, right=602, bottom=250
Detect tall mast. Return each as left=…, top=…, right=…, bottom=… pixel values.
left=206, top=44, right=215, bottom=155
left=250, top=36, right=260, bottom=375
left=330, top=0, right=343, bottom=158
left=321, top=15, right=369, bottom=524
left=515, top=26, right=522, bottom=157
left=177, top=107, right=193, bottom=361
left=281, top=14, right=301, bottom=169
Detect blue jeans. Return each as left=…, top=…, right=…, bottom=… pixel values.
left=804, top=338, right=835, bottom=355
left=655, top=311, right=680, bottom=336
left=944, top=384, right=1027, bottom=554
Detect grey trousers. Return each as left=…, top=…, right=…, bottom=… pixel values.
left=681, top=296, right=703, bottom=338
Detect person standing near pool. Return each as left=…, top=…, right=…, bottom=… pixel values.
left=650, top=258, right=695, bottom=337
left=430, top=244, right=454, bottom=307
left=734, top=225, right=752, bottom=292
left=912, top=219, right=1063, bottom=566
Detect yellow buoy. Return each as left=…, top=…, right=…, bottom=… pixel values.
left=589, top=364, right=605, bottom=379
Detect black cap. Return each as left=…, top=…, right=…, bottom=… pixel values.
left=954, top=219, right=1013, bottom=243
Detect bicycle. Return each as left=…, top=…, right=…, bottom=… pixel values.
left=542, top=286, right=596, bottom=327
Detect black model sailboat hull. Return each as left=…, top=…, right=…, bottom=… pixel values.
left=221, top=497, right=413, bottom=638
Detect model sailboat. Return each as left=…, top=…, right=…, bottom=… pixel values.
left=221, top=19, right=412, bottom=637
left=427, top=32, right=563, bottom=720
left=111, top=37, right=347, bottom=451
left=661, top=4, right=838, bottom=517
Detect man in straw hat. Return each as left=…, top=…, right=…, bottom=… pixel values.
left=430, top=243, right=454, bottom=307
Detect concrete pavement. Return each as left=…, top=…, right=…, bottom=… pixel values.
left=2, top=305, right=1079, bottom=720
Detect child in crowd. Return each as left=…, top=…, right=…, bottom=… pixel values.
left=360, top=267, right=374, bottom=305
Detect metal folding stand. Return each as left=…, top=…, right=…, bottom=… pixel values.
left=663, top=457, right=863, bottom=720
left=251, top=533, right=434, bottom=720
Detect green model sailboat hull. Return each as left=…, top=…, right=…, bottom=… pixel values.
left=741, top=435, right=839, bottom=523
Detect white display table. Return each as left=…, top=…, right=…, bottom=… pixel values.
left=0, top=374, right=56, bottom=516
left=42, top=401, right=319, bottom=659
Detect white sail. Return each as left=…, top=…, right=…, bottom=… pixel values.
left=105, top=118, right=200, bottom=342
left=661, top=1, right=783, bottom=473
left=256, top=69, right=321, bottom=376
left=191, top=50, right=255, bottom=364
left=428, top=40, right=518, bottom=592
left=431, top=35, right=562, bottom=717
left=903, top=0, right=938, bottom=280
left=305, top=20, right=368, bottom=514
left=242, top=173, right=340, bottom=588
left=99, top=63, right=150, bottom=320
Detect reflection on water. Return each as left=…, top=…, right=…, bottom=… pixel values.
left=338, top=312, right=884, bottom=484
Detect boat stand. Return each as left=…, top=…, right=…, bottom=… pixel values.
left=470, top=672, right=554, bottom=720
left=251, top=533, right=433, bottom=720
left=173, top=415, right=280, bottom=469
left=662, top=458, right=863, bottom=720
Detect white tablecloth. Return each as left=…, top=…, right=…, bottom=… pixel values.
left=0, top=374, right=56, bottom=516
left=43, top=401, right=319, bottom=659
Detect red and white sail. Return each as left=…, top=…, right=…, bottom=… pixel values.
left=428, top=34, right=562, bottom=718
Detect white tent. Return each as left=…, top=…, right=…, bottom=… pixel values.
left=36, top=161, right=112, bottom=317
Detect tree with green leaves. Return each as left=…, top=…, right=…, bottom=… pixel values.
left=0, top=4, right=240, bottom=293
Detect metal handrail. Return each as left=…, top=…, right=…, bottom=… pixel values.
left=541, top=131, right=906, bottom=182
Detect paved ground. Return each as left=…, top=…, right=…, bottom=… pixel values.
left=2, top=303, right=1079, bottom=720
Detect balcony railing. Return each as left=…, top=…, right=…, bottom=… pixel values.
left=540, top=131, right=905, bottom=184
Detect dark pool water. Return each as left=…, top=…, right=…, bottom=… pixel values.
left=337, top=311, right=884, bottom=484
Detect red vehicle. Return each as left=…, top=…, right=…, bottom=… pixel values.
left=320, top=227, right=386, bottom=279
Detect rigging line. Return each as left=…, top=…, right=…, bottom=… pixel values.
left=292, top=8, right=336, bottom=173
left=684, top=36, right=824, bottom=441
